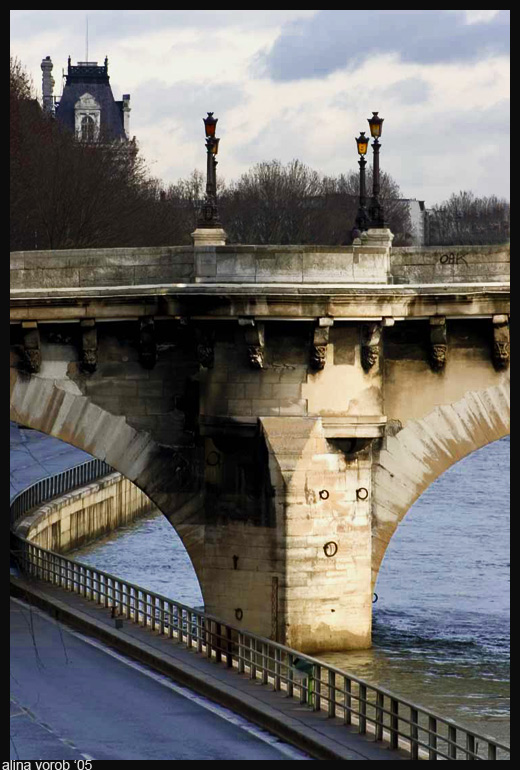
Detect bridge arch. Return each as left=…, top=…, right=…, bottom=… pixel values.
left=371, top=380, right=510, bottom=589
left=10, top=369, right=205, bottom=578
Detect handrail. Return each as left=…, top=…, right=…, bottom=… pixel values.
left=10, top=463, right=510, bottom=761
left=10, top=458, right=114, bottom=529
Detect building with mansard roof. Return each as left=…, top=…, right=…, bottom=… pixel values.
left=41, top=55, right=130, bottom=142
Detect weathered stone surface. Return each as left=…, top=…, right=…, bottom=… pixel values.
left=9, top=240, right=511, bottom=652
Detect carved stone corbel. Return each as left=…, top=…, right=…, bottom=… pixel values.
left=139, top=318, right=157, bottom=370
left=361, top=322, right=381, bottom=372
left=80, top=320, right=98, bottom=373
left=492, top=315, right=510, bottom=371
left=311, top=326, right=330, bottom=370
left=196, top=327, right=215, bottom=369
left=429, top=317, right=447, bottom=373
left=22, top=322, right=41, bottom=373
left=242, top=321, right=265, bottom=369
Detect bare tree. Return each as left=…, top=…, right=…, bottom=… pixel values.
left=427, top=191, right=510, bottom=246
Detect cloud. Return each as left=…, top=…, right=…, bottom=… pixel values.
left=10, top=10, right=510, bottom=204
left=10, top=10, right=318, bottom=40
left=132, top=79, right=248, bottom=133
left=259, top=10, right=510, bottom=81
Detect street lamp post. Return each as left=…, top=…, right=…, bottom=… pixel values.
left=354, top=131, right=370, bottom=234
left=367, top=112, right=387, bottom=229
left=198, top=112, right=222, bottom=229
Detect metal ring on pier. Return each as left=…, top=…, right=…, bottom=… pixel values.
left=323, top=541, right=338, bottom=558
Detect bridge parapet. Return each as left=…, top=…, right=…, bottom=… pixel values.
left=10, top=242, right=509, bottom=291
left=391, top=244, right=510, bottom=284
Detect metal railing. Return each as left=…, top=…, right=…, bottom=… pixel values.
left=10, top=458, right=114, bottom=529
left=10, top=466, right=510, bottom=761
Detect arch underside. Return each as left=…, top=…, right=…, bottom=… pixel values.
left=10, top=369, right=205, bottom=572
left=371, top=379, right=510, bottom=589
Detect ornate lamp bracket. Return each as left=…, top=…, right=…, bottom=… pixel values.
left=429, top=317, right=447, bottom=373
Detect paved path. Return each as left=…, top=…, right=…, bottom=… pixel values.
left=10, top=425, right=406, bottom=760
left=10, top=597, right=310, bottom=761
left=11, top=578, right=407, bottom=761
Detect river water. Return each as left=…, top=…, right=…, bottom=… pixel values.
left=73, top=437, right=510, bottom=746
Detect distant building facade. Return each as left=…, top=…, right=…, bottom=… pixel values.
left=400, top=198, right=428, bottom=246
left=41, top=55, right=131, bottom=141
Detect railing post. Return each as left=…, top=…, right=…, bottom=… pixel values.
left=238, top=633, right=245, bottom=674
left=206, top=620, right=213, bottom=660
left=250, top=638, right=257, bottom=680
left=488, top=743, right=497, bottom=761
left=429, top=715, right=438, bottom=760
left=375, top=692, right=384, bottom=741
left=313, top=665, right=322, bottom=712
left=226, top=626, right=233, bottom=668
left=448, top=725, right=457, bottom=760
left=391, top=698, right=399, bottom=750
left=274, top=647, right=281, bottom=692
left=215, top=623, right=222, bottom=663
left=166, top=601, right=174, bottom=639
left=410, top=707, right=419, bottom=760
left=344, top=677, right=352, bottom=725
left=196, top=613, right=203, bottom=651
left=287, top=653, right=294, bottom=699
left=328, top=671, right=337, bottom=719
left=466, top=734, right=476, bottom=760
left=359, top=683, right=367, bottom=734
left=261, top=643, right=269, bottom=685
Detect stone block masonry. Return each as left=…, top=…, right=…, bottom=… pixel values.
left=10, top=238, right=510, bottom=653
left=15, top=472, right=157, bottom=553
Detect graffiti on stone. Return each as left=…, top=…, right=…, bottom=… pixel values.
left=439, top=252, right=468, bottom=266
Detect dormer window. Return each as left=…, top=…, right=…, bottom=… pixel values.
left=81, top=115, right=96, bottom=142
left=74, top=92, right=100, bottom=142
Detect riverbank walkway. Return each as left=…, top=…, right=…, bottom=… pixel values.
left=11, top=573, right=406, bottom=761
left=10, top=425, right=404, bottom=759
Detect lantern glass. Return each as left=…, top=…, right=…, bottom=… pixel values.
left=211, top=138, right=220, bottom=155
left=204, top=112, right=217, bottom=137
left=368, top=112, right=383, bottom=138
left=356, top=132, right=369, bottom=155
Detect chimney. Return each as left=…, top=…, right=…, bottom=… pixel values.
left=122, top=94, right=131, bottom=138
left=41, top=56, right=55, bottom=114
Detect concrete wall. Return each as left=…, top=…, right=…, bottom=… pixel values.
left=15, top=472, right=157, bottom=553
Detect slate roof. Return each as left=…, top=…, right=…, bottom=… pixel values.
left=55, top=60, right=126, bottom=140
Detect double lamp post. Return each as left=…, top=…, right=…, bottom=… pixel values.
left=354, top=112, right=387, bottom=238
left=197, top=112, right=222, bottom=229
left=195, top=109, right=387, bottom=242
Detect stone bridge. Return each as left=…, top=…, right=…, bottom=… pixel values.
left=10, top=237, right=510, bottom=652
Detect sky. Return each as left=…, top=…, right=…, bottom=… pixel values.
left=10, top=10, right=510, bottom=205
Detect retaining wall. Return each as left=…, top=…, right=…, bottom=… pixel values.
left=15, top=472, right=157, bottom=553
